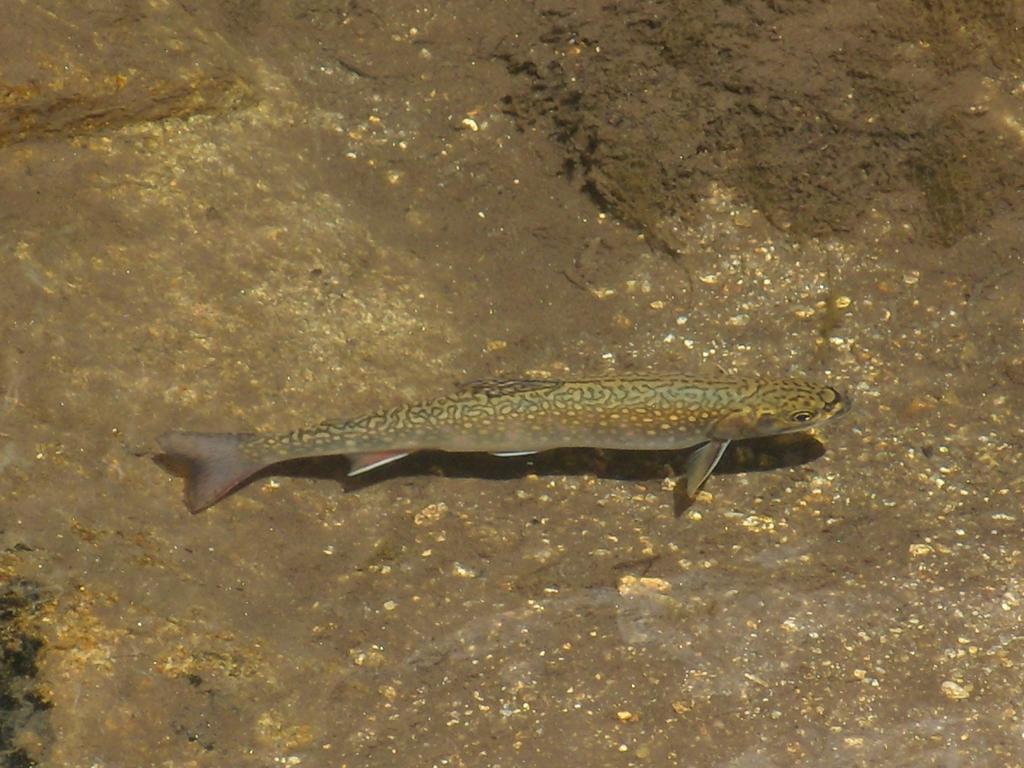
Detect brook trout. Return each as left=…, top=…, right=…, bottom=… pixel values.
left=157, top=374, right=848, bottom=512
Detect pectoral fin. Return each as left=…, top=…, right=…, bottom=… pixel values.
left=684, top=440, right=729, bottom=497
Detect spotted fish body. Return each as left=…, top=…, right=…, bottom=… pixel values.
left=157, top=375, right=848, bottom=512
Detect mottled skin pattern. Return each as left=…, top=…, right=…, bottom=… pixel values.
left=239, top=375, right=847, bottom=460
left=158, top=375, right=848, bottom=512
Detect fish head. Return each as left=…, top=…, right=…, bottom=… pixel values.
left=709, top=379, right=850, bottom=440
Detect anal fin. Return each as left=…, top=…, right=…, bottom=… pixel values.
left=347, top=450, right=411, bottom=476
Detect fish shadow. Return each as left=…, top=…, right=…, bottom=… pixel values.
left=266, top=432, right=826, bottom=515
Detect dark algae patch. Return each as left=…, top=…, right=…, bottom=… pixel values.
left=0, top=580, right=51, bottom=768
left=498, top=0, right=1024, bottom=245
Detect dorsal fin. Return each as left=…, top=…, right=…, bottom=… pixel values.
left=461, top=378, right=563, bottom=397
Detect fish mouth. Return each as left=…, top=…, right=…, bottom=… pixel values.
left=822, top=386, right=851, bottom=419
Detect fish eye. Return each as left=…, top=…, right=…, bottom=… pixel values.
left=790, top=410, right=815, bottom=423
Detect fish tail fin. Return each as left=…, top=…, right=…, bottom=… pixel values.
left=156, top=431, right=266, bottom=513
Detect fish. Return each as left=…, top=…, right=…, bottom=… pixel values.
left=156, top=374, right=849, bottom=513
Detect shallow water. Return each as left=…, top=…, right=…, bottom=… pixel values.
left=2, top=1, right=1023, bottom=766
